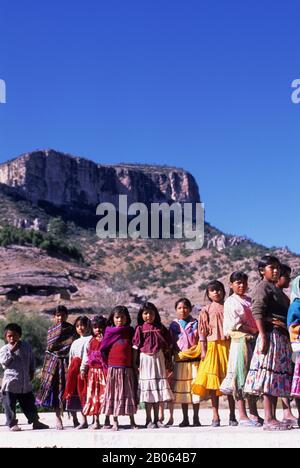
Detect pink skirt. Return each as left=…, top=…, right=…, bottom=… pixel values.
left=102, top=367, right=138, bottom=416
left=291, top=353, right=300, bottom=398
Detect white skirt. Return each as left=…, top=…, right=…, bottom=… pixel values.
left=138, top=351, right=174, bottom=403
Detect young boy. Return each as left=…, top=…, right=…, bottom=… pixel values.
left=37, top=305, right=74, bottom=430
left=0, top=323, right=49, bottom=431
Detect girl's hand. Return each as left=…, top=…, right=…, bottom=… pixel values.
left=259, top=334, right=270, bottom=355
left=80, top=371, right=86, bottom=380
left=201, top=350, right=206, bottom=361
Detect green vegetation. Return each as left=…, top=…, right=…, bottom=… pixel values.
left=0, top=224, right=83, bottom=261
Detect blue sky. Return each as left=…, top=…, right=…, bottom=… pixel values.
left=0, top=0, right=300, bottom=252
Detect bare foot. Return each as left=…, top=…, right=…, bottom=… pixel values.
left=92, top=422, right=101, bottom=430
left=112, top=423, right=119, bottom=431
left=56, top=417, right=63, bottom=430
left=179, top=419, right=190, bottom=428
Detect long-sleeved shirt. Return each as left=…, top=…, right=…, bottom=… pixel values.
left=81, top=337, right=104, bottom=373
left=133, top=323, right=172, bottom=354
left=251, top=280, right=289, bottom=323
left=69, top=335, right=92, bottom=362
left=223, top=294, right=258, bottom=337
left=0, top=341, right=35, bottom=394
left=201, top=302, right=227, bottom=342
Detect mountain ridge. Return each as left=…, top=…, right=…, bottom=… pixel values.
left=0, top=150, right=298, bottom=323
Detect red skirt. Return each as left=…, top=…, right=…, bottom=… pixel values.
left=82, top=368, right=106, bottom=416
left=63, top=357, right=87, bottom=411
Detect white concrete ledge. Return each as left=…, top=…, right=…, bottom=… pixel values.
left=0, top=409, right=299, bottom=448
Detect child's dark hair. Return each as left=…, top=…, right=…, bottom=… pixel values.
left=107, top=306, right=131, bottom=327
left=280, top=264, right=292, bottom=278
left=4, top=323, right=22, bottom=337
left=137, top=302, right=162, bottom=326
left=74, top=315, right=92, bottom=337
left=229, top=271, right=248, bottom=296
left=258, top=255, right=280, bottom=279
left=174, top=298, right=193, bottom=311
left=91, top=315, right=107, bottom=332
left=53, top=305, right=68, bottom=316
left=205, top=280, right=226, bottom=302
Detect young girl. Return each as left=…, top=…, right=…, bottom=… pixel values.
left=133, top=302, right=174, bottom=429
left=192, top=281, right=236, bottom=427
left=287, top=276, right=300, bottom=424
left=101, top=306, right=138, bottom=431
left=81, top=315, right=110, bottom=429
left=63, top=316, right=92, bottom=429
left=244, top=256, right=293, bottom=431
left=158, top=380, right=175, bottom=427
left=169, top=298, right=201, bottom=427
left=37, top=305, right=75, bottom=430
left=220, top=272, right=262, bottom=426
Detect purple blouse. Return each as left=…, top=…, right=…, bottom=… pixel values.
left=133, top=323, right=172, bottom=354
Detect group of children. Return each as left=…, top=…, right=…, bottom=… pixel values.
left=1, top=254, right=300, bottom=432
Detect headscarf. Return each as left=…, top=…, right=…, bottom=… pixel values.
left=291, top=276, right=300, bottom=304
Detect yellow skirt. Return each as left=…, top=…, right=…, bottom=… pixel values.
left=192, top=340, right=230, bottom=398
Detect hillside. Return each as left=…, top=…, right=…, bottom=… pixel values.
left=0, top=151, right=299, bottom=325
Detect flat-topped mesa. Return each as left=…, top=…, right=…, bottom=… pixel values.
left=0, top=150, right=200, bottom=209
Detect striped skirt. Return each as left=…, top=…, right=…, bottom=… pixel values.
left=82, top=368, right=106, bottom=416
left=102, top=367, right=138, bottom=416
left=138, top=351, right=174, bottom=403
left=244, top=329, right=293, bottom=398
left=173, top=360, right=200, bottom=404
left=291, top=353, right=300, bottom=398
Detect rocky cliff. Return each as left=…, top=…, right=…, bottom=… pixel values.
left=0, top=150, right=200, bottom=209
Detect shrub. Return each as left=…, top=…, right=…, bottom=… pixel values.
left=0, top=224, right=83, bottom=261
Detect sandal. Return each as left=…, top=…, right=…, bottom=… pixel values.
left=157, top=421, right=167, bottom=428
left=263, top=423, right=292, bottom=431
left=77, top=422, right=89, bottom=430
left=212, top=420, right=221, bottom=427
left=229, top=419, right=239, bottom=427
left=147, top=422, right=157, bottom=429
left=92, top=422, right=101, bottom=430
left=10, top=425, right=22, bottom=432
left=239, top=419, right=261, bottom=427
left=282, top=418, right=297, bottom=428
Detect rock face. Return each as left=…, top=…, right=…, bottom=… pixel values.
left=207, top=235, right=248, bottom=252
left=0, top=270, right=78, bottom=301
left=0, top=150, right=200, bottom=209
